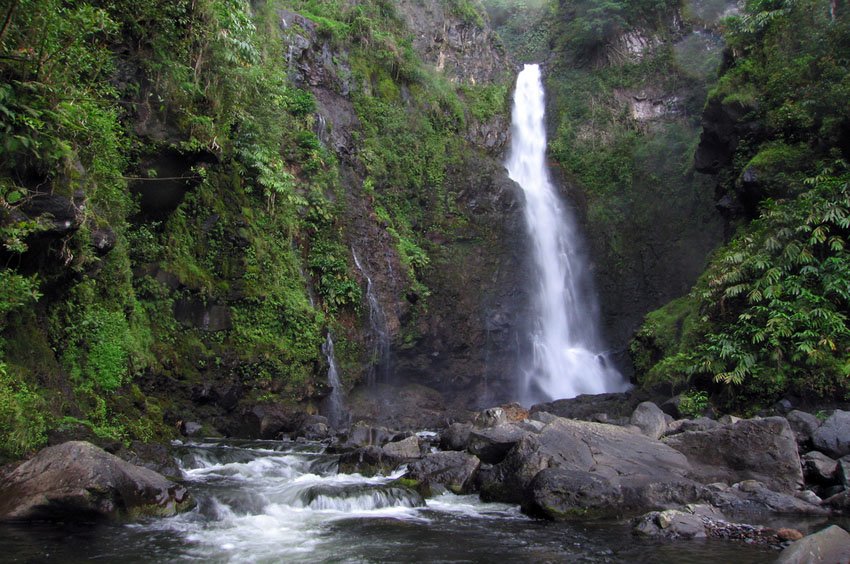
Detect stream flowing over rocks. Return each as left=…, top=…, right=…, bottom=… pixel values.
left=4, top=398, right=850, bottom=561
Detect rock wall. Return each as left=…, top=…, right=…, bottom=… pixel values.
left=279, top=1, right=530, bottom=409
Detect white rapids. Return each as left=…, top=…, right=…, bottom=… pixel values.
left=506, top=64, right=628, bottom=404
left=133, top=440, right=520, bottom=563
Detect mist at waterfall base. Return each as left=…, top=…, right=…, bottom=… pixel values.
left=507, top=64, right=628, bottom=405
left=0, top=439, right=777, bottom=563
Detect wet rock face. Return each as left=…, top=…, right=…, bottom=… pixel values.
left=395, top=0, right=510, bottom=86
left=273, top=4, right=527, bottom=406
left=0, top=441, right=193, bottom=522
left=391, top=160, right=534, bottom=406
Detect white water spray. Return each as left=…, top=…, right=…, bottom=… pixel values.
left=352, top=248, right=391, bottom=385
left=322, top=333, right=346, bottom=428
left=506, top=64, right=627, bottom=404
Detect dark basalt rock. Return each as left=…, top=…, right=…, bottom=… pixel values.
left=337, top=446, right=406, bottom=477
left=812, top=410, right=850, bottom=458
left=238, top=404, right=306, bottom=440
left=801, top=451, right=838, bottom=485
left=173, top=298, right=232, bottom=332
left=786, top=410, right=821, bottom=450
left=440, top=422, right=473, bottom=451
left=775, top=525, right=850, bottom=564
left=467, top=424, right=528, bottom=464
left=663, top=417, right=804, bottom=493
left=406, top=451, right=481, bottom=495
left=530, top=392, right=650, bottom=423
left=0, top=441, right=193, bottom=522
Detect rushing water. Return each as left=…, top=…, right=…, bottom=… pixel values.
left=322, top=333, right=347, bottom=428
left=507, top=64, right=628, bottom=404
left=352, top=248, right=391, bottom=386
left=0, top=439, right=778, bottom=563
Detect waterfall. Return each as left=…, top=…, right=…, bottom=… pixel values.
left=506, top=64, right=627, bottom=404
left=322, top=333, right=346, bottom=428
left=352, top=248, right=391, bottom=385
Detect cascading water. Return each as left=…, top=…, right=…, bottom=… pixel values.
left=321, top=333, right=347, bottom=428
left=352, top=248, right=391, bottom=385
left=507, top=64, right=628, bottom=404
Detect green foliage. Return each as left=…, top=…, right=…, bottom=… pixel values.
left=481, top=0, right=554, bottom=62
left=0, top=271, right=41, bottom=319
left=634, top=0, right=850, bottom=409
left=309, top=239, right=361, bottom=313
left=442, top=0, right=487, bottom=28
left=678, top=389, right=709, bottom=418
left=555, top=0, right=679, bottom=63
left=0, top=361, right=49, bottom=458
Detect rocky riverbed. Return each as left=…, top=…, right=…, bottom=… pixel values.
left=3, top=392, right=850, bottom=562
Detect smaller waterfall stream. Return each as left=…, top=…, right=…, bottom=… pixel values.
left=352, top=248, right=391, bottom=385
left=507, top=64, right=627, bottom=404
left=321, top=333, right=346, bottom=428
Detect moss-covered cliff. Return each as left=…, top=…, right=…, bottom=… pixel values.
left=631, top=0, right=850, bottom=412
left=0, top=0, right=529, bottom=458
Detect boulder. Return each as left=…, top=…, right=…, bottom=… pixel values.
left=0, top=442, right=193, bottom=522
left=239, top=404, right=304, bottom=439
left=632, top=509, right=708, bottom=539
left=663, top=417, right=804, bottom=493
left=630, top=402, right=668, bottom=440
left=531, top=392, right=647, bottom=422
left=474, top=407, right=507, bottom=428
left=706, top=480, right=828, bottom=515
left=337, top=446, right=405, bottom=477
left=118, top=441, right=183, bottom=482
left=299, top=415, right=331, bottom=441
left=526, top=468, right=626, bottom=520
left=801, top=451, right=838, bottom=485
left=484, top=416, right=703, bottom=519
left=467, top=424, right=528, bottom=464
left=382, top=435, right=421, bottom=459
left=823, top=488, right=850, bottom=513
left=812, top=410, right=850, bottom=458
left=439, top=422, right=473, bottom=451
left=478, top=434, right=550, bottom=503
left=346, top=421, right=395, bottom=448
left=775, top=525, right=850, bottom=564
left=406, top=451, right=480, bottom=495
left=786, top=410, right=821, bottom=449
left=838, top=457, right=850, bottom=488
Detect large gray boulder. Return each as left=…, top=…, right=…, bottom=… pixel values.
left=812, top=410, right=850, bottom=458
left=439, top=422, right=473, bottom=451
left=775, top=525, right=850, bottom=563
left=406, top=451, right=480, bottom=495
left=0, top=441, right=193, bottom=522
left=630, top=401, right=668, bottom=440
left=467, top=424, right=528, bottom=464
left=786, top=410, right=821, bottom=449
left=483, top=416, right=703, bottom=519
left=705, top=480, right=827, bottom=515
left=801, top=451, right=838, bottom=485
left=663, top=417, right=804, bottom=493
left=531, top=392, right=646, bottom=423
left=478, top=434, right=550, bottom=503
left=382, top=435, right=421, bottom=459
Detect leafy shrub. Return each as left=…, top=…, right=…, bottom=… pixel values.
left=0, top=362, right=49, bottom=458
left=678, top=390, right=709, bottom=418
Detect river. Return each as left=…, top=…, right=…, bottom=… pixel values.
left=0, top=439, right=778, bottom=562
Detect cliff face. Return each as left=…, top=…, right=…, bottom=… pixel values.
left=0, top=0, right=540, bottom=454
left=280, top=1, right=532, bottom=409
